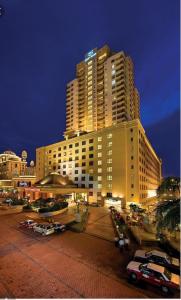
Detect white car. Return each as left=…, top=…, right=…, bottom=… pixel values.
left=33, top=224, right=46, bottom=234
left=41, top=225, right=54, bottom=236
left=134, top=249, right=180, bottom=274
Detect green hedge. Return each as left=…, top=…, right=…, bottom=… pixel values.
left=39, top=202, right=68, bottom=213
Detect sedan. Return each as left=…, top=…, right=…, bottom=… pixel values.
left=127, top=261, right=180, bottom=294
left=52, top=223, right=66, bottom=233
left=134, top=249, right=180, bottom=274
left=19, top=220, right=37, bottom=228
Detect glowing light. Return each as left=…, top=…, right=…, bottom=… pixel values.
left=147, top=190, right=157, bottom=198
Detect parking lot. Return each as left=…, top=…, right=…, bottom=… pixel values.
left=0, top=207, right=179, bottom=298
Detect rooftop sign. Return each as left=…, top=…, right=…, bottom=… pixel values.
left=85, top=49, right=97, bottom=62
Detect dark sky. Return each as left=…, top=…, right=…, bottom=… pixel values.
left=0, top=0, right=180, bottom=177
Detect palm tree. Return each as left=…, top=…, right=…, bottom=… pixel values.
left=157, top=177, right=180, bottom=198
left=155, top=198, right=180, bottom=238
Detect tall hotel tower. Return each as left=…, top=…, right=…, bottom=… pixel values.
left=36, top=45, right=162, bottom=207
left=65, top=45, right=140, bottom=137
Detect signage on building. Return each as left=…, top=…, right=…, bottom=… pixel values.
left=85, top=49, right=96, bottom=62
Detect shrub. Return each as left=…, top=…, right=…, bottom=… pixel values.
left=23, top=204, right=32, bottom=211
left=39, top=201, right=68, bottom=213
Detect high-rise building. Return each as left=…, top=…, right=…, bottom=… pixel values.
left=36, top=45, right=162, bottom=208
left=65, top=45, right=140, bottom=138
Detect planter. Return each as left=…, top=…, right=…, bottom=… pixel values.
left=39, top=207, right=68, bottom=217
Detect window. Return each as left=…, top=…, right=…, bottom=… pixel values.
left=58, top=147, right=61, bottom=151
left=63, top=171, right=66, bottom=175
left=98, top=176, right=102, bottom=181
left=131, top=165, right=134, bottom=169
left=131, top=137, right=133, bottom=142
left=58, top=153, right=61, bottom=157
left=81, top=184, right=85, bottom=188
left=107, top=175, right=112, bottom=181
left=108, top=142, right=112, bottom=147
left=98, top=137, right=102, bottom=142
left=75, top=149, right=79, bottom=154
left=89, top=146, right=93, bottom=151
left=98, top=168, right=102, bottom=173
left=131, top=156, right=134, bottom=160
left=107, top=192, right=112, bottom=197
left=130, top=128, right=133, bottom=132
left=82, top=162, right=86, bottom=167
left=131, top=184, right=134, bottom=188
left=131, top=194, right=134, bottom=197
left=53, top=154, right=56, bottom=158
left=89, top=153, right=94, bottom=158
left=107, top=133, right=112, bottom=139
left=98, top=160, right=102, bottom=165
left=82, top=169, right=86, bottom=174
left=89, top=168, right=93, bottom=173
left=98, top=152, right=102, bottom=158
left=82, top=155, right=86, bottom=159
left=89, top=139, right=93, bottom=143
left=81, top=177, right=85, bottom=181
left=49, top=161, right=51, bottom=165
left=112, top=79, right=116, bottom=85
left=75, top=156, right=79, bottom=160
left=49, top=150, right=52, bottom=153
left=69, top=144, right=72, bottom=148
left=63, top=146, right=66, bottom=150
left=89, top=191, right=93, bottom=196
left=98, top=184, right=102, bottom=189
left=107, top=167, right=112, bottom=172
left=107, top=158, right=112, bottom=163
left=89, top=161, right=93, bottom=166
left=75, top=170, right=78, bottom=174
left=89, top=176, right=93, bottom=181
left=89, top=184, right=93, bottom=188
left=98, top=145, right=102, bottom=150
left=75, top=163, right=79, bottom=167
left=82, top=148, right=86, bottom=152
left=75, top=177, right=78, bottom=181
left=82, top=141, right=86, bottom=145
left=108, top=183, right=112, bottom=188
left=108, top=150, right=112, bottom=155
left=75, top=143, right=79, bottom=147
left=63, top=165, right=66, bottom=169
left=69, top=157, right=72, bottom=161
left=58, top=159, right=61, bottom=163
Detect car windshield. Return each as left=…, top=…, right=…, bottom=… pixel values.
left=164, top=269, right=171, bottom=280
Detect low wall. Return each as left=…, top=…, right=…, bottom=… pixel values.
left=39, top=207, right=68, bottom=217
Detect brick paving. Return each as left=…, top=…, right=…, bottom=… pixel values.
left=0, top=207, right=179, bottom=298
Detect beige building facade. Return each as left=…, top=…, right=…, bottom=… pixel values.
left=36, top=119, right=161, bottom=207
left=65, top=45, right=140, bottom=138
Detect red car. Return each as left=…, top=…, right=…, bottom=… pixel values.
left=19, top=219, right=37, bottom=228
left=127, top=261, right=180, bottom=294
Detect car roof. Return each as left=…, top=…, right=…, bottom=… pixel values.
left=147, top=250, right=167, bottom=258
left=147, top=263, right=165, bottom=273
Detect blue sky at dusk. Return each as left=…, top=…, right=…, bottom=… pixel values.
left=0, top=0, right=180, bottom=176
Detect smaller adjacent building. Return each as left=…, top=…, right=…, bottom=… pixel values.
left=18, top=172, right=88, bottom=203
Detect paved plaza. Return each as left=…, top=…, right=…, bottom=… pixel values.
left=0, top=207, right=179, bottom=298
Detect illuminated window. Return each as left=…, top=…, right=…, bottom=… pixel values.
left=108, top=142, right=112, bottom=147
left=98, top=168, right=102, bottom=173
left=112, top=64, right=115, bottom=69
left=98, top=153, right=102, bottom=157
left=112, top=70, right=116, bottom=75
left=107, top=175, right=112, bottom=181
left=107, top=167, right=112, bottom=172
left=107, top=133, right=112, bottom=139
left=107, top=158, right=112, bottom=164
left=108, top=150, right=112, bottom=155
left=98, top=137, right=102, bottom=142
left=108, top=183, right=112, bottom=188
left=98, top=160, right=102, bottom=165
left=98, top=176, right=102, bottom=181
left=98, top=184, right=102, bottom=189
left=98, top=145, right=102, bottom=150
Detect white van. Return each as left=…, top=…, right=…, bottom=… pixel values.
left=42, top=225, right=54, bottom=236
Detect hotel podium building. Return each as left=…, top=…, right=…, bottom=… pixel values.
left=36, top=45, right=162, bottom=208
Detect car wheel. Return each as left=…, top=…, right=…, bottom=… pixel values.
left=161, top=286, right=169, bottom=294
left=130, top=272, right=137, bottom=282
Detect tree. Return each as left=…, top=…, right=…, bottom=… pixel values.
left=157, top=177, right=180, bottom=198
left=155, top=198, right=180, bottom=237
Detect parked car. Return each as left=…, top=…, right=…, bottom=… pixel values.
left=127, top=261, right=180, bottom=294
left=19, top=219, right=37, bottom=228
left=134, top=249, right=180, bottom=274
left=33, top=224, right=47, bottom=234
left=52, top=222, right=66, bottom=233
left=41, top=225, right=55, bottom=236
